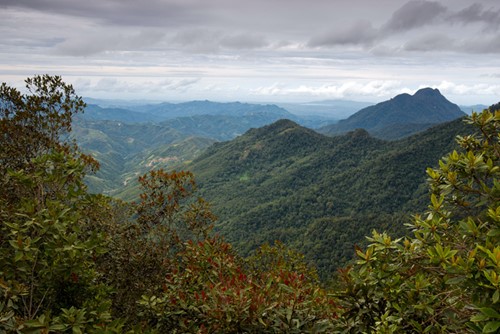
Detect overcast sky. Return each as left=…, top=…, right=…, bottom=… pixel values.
left=1, top=0, right=499, bottom=104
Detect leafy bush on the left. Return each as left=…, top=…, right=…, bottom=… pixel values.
left=0, top=75, right=123, bottom=332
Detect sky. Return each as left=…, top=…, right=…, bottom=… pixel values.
left=1, top=0, right=500, bottom=105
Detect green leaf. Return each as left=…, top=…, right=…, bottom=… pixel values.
left=487, top=228, right=500, bottom=237
left=14, top=251, right=23, bottom=262
left=483, top=321, right=500, bottom=333
left=472, top=313, right=489, bottom=322
left=445, top=276, right=465, bottom=285
left=49, top=324, right=67, bottom=331
left=479, top=307, right=500, bottom=319
left=72, top=326, right=83, bottom=334
left=24, top=319, right=47, bottom=328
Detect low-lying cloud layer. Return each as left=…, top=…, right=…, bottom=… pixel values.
left=0, top=0, right=499, bottom=104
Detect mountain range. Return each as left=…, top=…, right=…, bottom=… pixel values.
left=73, top=90, right=487, bottom=276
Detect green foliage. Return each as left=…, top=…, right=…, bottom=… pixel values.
left=1, top=77, right=338, bottom=332
left=140, top=239, right=338, bottom=333
left=336, top=106, right=500, bottom=333
left=0, top=75, right=96, bottom=173
left=0, top=76, right=119, bottom=332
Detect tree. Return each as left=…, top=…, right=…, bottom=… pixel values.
left=97, top=169, right=217, bottom=326
left=0, top=76, right=121, bottom=333
left=336, top=105, right=500, bottom=333
left=0, top=75, right=97, bottom=215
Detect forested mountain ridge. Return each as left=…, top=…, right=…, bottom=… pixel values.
left=189, top=117, right=473, bottom=275
left=319, top=87, right=466, bottom=139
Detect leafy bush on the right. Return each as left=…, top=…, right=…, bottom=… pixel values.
left=336, top=106, right=500, bottom=333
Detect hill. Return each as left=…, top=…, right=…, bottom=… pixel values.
left=188, top=117, right=474, bottom=276
left=73, top=101, right=303, bottom=195
left=318, top=88, right=466, bottom=140
left=73, top=119, right=215, bottom=195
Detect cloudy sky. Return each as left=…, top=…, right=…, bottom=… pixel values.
left=1, top=0, right=499, bottom=104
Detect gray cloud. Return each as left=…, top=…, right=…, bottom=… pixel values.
left=170, top=30, right=221, bottom=53
left=220, top=34, right=268, bottom=50
left=459, top=34, right=500, bottom=53
left=448, top=3, right=500, bottom=31
left=403, top=33, right=500, bottom=54
left=308, top=20, right=378, bottom=47
left=2, top=0, right=500, bottom=104
left=404, top=33, right=456, bottom=52
left=171, top=30, right=268, bottom=53
left=382, top=1, right=447, bottom=32
left=0, top=0, right=212, bottom=27
left=55, top=30, right=165, bottom=56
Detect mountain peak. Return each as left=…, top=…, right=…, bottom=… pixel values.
left=265, top=119, right=300, bottom=132
left=319, top=88, right=465, bottom=139
left=414, top=87, right=441, bottom=97
left=244, top=119, right=310, bottom=141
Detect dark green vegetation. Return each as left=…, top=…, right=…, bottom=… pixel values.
left=319, top=87, right=466, bottom=140
left=189, top=117, right=472, bottom=276
left=1, top=76, right=498, bottom=333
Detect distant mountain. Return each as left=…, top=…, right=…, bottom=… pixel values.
left=277, top=100, right=373, bottom=120
left=73, top=118, right=221, bottom=196
left=460, top=104, right=488, bottom=114
left=72, top=119, right=193, bottom=194
left=318, top=88, right=466, bottom=140
left=188, top=117, right=473, bottom=277
left=81, top=100, right=295, bottom=124
left=81, top=104, right=163, bottom=123
left=130, top=100, right=293, bottom=120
